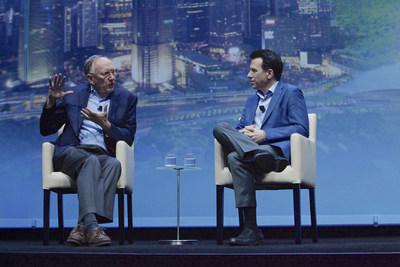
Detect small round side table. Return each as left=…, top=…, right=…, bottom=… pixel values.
left=156, top=166, right=200, bottom=245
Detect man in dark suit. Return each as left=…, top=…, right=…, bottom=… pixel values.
left=40, top=55, right=137, bottom=246
left=213, top=49, right=309, bottom=246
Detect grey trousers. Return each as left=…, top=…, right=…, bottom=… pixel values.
left=54, top=144, right=121, bottom=224
left=213, top=122, right=282, bottom=208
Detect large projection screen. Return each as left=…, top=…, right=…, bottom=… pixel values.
left=0, top=0, right=399, bottom=228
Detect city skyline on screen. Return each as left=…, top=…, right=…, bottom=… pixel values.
left=0, top=0, right=380, bottom=121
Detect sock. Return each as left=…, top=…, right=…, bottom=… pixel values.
left=243, top=207, right=258, bottom=231
left=83, top=213, right=98, bottom=234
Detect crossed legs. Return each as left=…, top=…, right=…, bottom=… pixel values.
left=213, top=122, right=284, bottom=207
left=213, top=122, right=287, bottom=245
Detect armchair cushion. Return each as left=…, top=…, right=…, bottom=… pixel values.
left=42, top=141, right=134, bottom=193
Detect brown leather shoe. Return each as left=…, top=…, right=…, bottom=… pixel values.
left=67, top=225, right=86, bottom=246
left=85, top=227, right=111, bottom=247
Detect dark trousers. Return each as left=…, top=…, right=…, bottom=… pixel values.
left=54, top=144, right=121, bottom=224
left=213, top=122, right=282, bottom=208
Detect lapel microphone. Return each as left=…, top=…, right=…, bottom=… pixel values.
left=259, top=105, right=265, bottom=113
left=98, top=105, right=102, bottom=112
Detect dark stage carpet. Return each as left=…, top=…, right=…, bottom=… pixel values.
left=1, top=236, right=400, bottom=266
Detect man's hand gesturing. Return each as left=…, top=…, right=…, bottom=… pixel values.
left=80, top=104, right=112, bottom=136
left=46, top=73, right=73, bottom=108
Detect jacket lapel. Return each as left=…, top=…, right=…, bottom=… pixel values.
left=247, top=94, right=258, bottom=124
left=262, top=81, right=283, bottom=126
left=74, top=85, right=90, bottom=135
left=108, top=87, right=121, bottom=122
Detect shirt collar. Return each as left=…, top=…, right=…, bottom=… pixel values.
left=90, top=87, right=112, bottom=101
left=256, top=81, right=279, bottom=99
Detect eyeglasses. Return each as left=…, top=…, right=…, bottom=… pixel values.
left=92, top=69, right=117, bottom=77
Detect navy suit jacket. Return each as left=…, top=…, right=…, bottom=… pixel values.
left=40, top=84, right=137, bottom=161
left=236, top=81, right=309, bottom=162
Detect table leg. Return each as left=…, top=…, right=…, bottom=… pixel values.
left=158, top=167, right=198, bottom=245
left=177, top=168, right=180, bottom=241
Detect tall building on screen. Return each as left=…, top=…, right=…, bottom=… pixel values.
left=131, top=0, right=175, bottom=93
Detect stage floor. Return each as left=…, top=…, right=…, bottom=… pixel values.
left=1, top=237, right=400, bottom=266
left=1, top=236, right=400, bottom=253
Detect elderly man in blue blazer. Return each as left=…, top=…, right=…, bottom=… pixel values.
left=213, top=49, right=309, bottom=246
left=40, top=55, right=137, bottom=246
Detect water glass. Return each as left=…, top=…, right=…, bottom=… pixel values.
left=164, top=154, right=176, bottom=167
left=184, top=153, right=196, bottom=167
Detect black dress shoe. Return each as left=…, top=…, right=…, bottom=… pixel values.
left=228, top=227, right=264, bottom=246
left=254, top=152, right=288, bottom=173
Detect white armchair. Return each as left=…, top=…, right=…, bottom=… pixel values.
left=215, top=113, right=317, bottom=244
left=42, top=139, right=135, bottom=245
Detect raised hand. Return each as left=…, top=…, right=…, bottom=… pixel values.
left=46, top=73, right=73, bottom=108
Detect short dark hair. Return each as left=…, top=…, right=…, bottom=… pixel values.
left=250, top=49, right=283, bottom=81
left=84, top=55, right=103, bottom=75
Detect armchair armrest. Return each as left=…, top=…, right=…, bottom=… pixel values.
left=215, top=139, right=234, bottom=186
left=116, top=140, right=134, bottom=193
left=215, top=138, right=229, bottom=172
left=42, top=142, right=55, bottom=188
left=290, top=133, right=316, bottom=186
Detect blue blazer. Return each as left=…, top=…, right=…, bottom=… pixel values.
left=40, top=84, right=137, bottom=161
left=236, top=81, right=309, bottom=162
